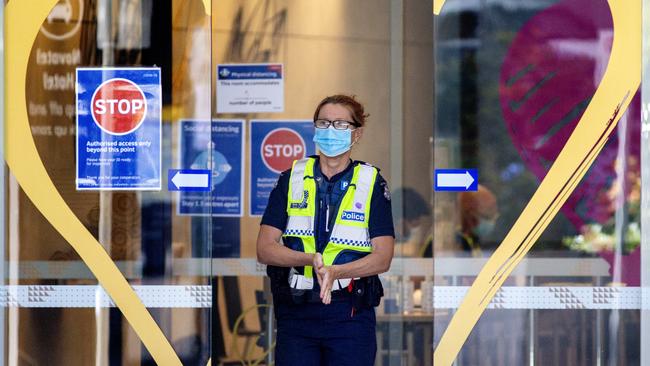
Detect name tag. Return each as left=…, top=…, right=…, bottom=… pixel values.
left=290, top=190, right=309, bottom=209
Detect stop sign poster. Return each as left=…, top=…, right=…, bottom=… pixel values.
left=76, top=67, right=161, bottom=190
left=250, top=120, right=315, bottom=216
left=178, top=119, right=244, bottom=217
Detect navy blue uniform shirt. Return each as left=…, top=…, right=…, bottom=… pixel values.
left=261, top=157, right=395, bottom=251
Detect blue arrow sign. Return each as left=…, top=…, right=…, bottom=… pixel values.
left=168, top=169, right=211, bottom=192
left=434, top=169, right=478, bottom=191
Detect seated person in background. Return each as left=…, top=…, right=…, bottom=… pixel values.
left=392, top=187, right=432, bottom=257
left=457, top=184, right=499, bottom=256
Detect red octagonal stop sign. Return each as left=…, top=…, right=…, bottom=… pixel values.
left=261, top=128, right=306, bottom=173
left=91, top=78, right=147, bottom=135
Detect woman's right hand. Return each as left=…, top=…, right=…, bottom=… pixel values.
left=313, top=253, right=324, bottom=285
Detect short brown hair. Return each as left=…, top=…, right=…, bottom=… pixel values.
left=313, top=94, right=369, bottom=127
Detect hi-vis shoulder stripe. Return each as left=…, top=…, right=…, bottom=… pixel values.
left=290, top=158, right=309, bottom=201
left=352, top=164, right=375, bottom=210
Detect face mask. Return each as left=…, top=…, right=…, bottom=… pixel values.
left=313, top=127, right=353, bottom=157
left=473, top=219, right=495, bottom=238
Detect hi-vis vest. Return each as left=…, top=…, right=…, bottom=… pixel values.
left=283, top=157, right=377, bottom=291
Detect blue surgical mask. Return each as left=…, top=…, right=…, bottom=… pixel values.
left=313, top=127, right=352, bottom=157
left=473, top=219, right=495, bottom=238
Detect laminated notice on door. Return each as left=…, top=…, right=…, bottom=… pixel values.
left=216, top=63, right=284, bottom=113
left=76, top=67, right=162, bottom=190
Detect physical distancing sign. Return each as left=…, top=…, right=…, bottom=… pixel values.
left=216, top=63, right=284, bottom=113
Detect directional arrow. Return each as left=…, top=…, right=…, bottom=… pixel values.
left=438, top=171, right=474, bottom=188
left=434, top=169, right=478, bottom=191
left=168, top=169, right=211, bottom=192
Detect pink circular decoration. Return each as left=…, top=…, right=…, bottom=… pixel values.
left=499, top=0, right=640, bottom=229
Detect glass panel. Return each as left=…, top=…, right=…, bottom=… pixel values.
left=0, top=0, right=5, bottom=363
left=8, top=0, right=212, bottom=363
left=641, top=0, right=650, bottom=363
left=6, top=0, right=435, bottom=364
left=209, top=1, right=433, bottom=365
left=434, top=0, right=642, bottom=364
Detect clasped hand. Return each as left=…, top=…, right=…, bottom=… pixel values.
left=313, top=253, right=338, bottom=305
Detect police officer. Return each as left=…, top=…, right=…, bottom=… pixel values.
left=256, top=94, right=395, bottom=365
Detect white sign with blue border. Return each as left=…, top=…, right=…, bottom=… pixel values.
left=250, top=120, right=315, bottom=216
left=434, top=169, right=478, bottom=191
left=216, top=63, right=284, bottom=113
left=76, top=67, right=161, bottom=190
left=177, top=119, right=245, bottom=217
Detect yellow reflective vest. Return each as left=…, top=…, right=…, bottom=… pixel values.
left=283, top=157, right=378, bottom=291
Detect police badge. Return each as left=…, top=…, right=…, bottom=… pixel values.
left=383, top=183, right=391, bottom=201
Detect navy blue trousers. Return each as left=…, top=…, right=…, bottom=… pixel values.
left=274, top=301, right=377, bottom=366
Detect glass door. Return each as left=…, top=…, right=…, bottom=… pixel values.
left=4, top=1, right=437, bottom=364
left=5, top=1, right=213, bottom=364
left=208, top=1, right=433, bottom=365
left=433, top=0, right=644, bottom=364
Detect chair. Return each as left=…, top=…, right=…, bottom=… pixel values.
left=223, top=277, right=272, bottom=365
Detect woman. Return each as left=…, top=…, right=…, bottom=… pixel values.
left=256, top=94, right=395, bottom=365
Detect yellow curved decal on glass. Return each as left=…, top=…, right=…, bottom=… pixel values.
left=433, top=0, right=641, bottom=364
left=6, top=1, right=182, bottom=365
left=433, top=0, right=446, bottom=15
left=202, top=0, right=211, bottom=16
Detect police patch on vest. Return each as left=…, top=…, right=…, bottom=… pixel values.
left=290, top=191, right=309, bottom=209
left=341, top=210, right=365, bottom=222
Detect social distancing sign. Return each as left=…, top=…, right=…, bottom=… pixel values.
left=249, top=120, right=315, bottom=216
left=177, top=119, right=244, bottom=216
left=76, top=67, right=161, bottom=190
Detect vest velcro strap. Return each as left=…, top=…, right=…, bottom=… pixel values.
left=333, top=278, right=350, bottom=291
left=289, top=270, right=314, bottom=290
left=290, top=159, right=308, bottom=201
left=288, top=275, right=358, bottom=292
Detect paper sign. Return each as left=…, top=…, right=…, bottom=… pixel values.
left=250, top=120, right=315, bottom=216
left=216, top=63, right=284, bottom=113
left=178, top=119, right=244, bottom=217
left=76, top=67, right=161, bottom=190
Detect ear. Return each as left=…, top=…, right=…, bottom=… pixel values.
left=353, top=127, right=363, bottom=143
